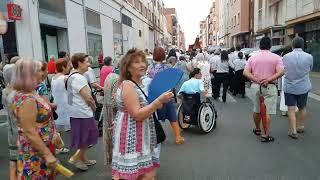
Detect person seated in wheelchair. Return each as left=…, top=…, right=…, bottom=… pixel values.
left=178, top=68, right=207, bottom=98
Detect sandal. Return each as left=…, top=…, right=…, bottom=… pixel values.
left=261, top=136, right=275, bottom=143
left=175, top=137, right=185, bottom=145
left=85, top=160, right=97, bottom=166
left=253, top=129, right=261, bottom=136
left=68, top=159, right=88, bottom=171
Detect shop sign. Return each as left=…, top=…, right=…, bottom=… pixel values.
left=7, top=3, right=22, bottom=20
left=305, top=19, right=320, bottom=32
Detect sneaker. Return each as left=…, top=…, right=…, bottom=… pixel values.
left=288, top=132, right=298, bottom=139
left=56, top=147, right=69, bottom=154
left=281, top=111, right=287, bottom=116
left=68, top=159, right=88, bottom=171
left=297, top=127, right=305, bottom=134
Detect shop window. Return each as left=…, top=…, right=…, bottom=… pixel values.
left=86, top=9, right=102, bottom=68
left=88, top=33, right=102, bottom=68
left=113, top=21, right=123, bottom=57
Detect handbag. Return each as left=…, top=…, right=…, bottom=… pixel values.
left=130, top=80, right=166, bottom=144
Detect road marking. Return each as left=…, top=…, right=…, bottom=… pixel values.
left=309, top=92, right=320, bottom=101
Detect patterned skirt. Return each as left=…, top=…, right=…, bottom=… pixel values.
left=112, top=111, right=159, bottom=180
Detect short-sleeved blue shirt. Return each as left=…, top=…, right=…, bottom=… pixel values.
left=178, top=78, right=204, bottom=94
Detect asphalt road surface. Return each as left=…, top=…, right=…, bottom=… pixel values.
left=1, top=88, right=320, bottom=180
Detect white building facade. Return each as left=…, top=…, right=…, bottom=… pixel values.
left=0, top=0, right=166, bottom=64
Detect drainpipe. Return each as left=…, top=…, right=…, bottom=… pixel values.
left=82, top=0, right=88, bottom=53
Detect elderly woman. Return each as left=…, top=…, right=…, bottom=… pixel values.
left=112, top=48, right=173, bottom=180
left=100, top=56, right=114, bottom=87
left=2, top=63, right=18, bottom=180
left=11, top=59, right=58, bottom=179
left=66, top=53, right=98, bottom=171
left=147, top=47, right=185, bottom=145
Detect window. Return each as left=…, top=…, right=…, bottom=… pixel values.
left=238, top=13, right=240, bottom=25
left=231, top=18, right=233, bottom=28
left=139, top=1, right=142, bottom=12
left=134, top=0, right=139, bottom=9
left=122, top=14, right=132, bottom=27
left=234, top=16, right=236, bottom=27
left=139, top=30, right=142, bottom=37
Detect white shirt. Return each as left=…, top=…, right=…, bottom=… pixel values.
left=67, top=73, right=94, bottom=118
left=209, top=55, right=220, bottom=71
left=228, top=51, right=239, bottom=68
left=232, top=58, right=247, bottom=71
left=215, top=58, right=230, bottom=73
left=83, top=67, right=97, bottom=84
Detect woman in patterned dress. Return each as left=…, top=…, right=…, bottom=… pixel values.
left=112, top=48, right=173, bottom=180
left=11, top=59, right=58, bottom=180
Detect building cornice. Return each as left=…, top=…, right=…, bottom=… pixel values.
left=286, top=11, right=320, bottom=27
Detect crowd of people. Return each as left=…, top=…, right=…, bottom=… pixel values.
left=0, top=35, right=314, bottom=180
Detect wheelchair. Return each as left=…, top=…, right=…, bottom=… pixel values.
left=177, top=92, right=217, bottom=133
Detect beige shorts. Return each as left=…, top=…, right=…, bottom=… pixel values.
left=251, top=83, right=278, bottom=115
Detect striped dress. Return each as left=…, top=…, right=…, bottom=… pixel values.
left=112, top=80, right=159, bottom=179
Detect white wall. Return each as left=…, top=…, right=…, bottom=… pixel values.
left=66, top=0, right=87, bottom=54
left=100, top=15, right=114, bottom=58
left=14, top=0, right=43, bottom=59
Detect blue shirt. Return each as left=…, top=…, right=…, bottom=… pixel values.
left=178, top=78, right=204, bottom=94
left=283, top=48, right=313, bottom=94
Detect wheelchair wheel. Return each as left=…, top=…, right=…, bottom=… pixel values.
left=177, top=104, right=191, bottom=130
left=197, top=102, right=217, bottom=133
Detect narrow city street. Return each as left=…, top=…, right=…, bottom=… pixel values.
left=1, top=89, right=320, bottom=180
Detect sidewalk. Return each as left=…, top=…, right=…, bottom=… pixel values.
left=310, top=72, right=320, bottom=96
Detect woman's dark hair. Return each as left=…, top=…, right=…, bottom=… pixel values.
left=230, top=47, right=235, bottom=53
left=190, top=50, right=197, bottom=60
left=104, top=56, right=112, bottom=66
left=189, top=68, right=201, bottom=79
left=282, top=46, right=293, bottom=57
left=167, top=49, right=177, bottom=59
left=260, top=37, right=272, bottom=50
left=238, top=52, right=244, bottom=59
left=179, top=56, right=186, bottom=61
left=58, top=51, right=67, bottom=58
left=220, top=50, right=229, bottom=62
left=236, top=44, right=241, bottom=51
